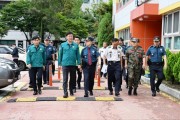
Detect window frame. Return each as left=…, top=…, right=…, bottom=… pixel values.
left=162, top=10, right=180, bottom=51
left=164, top=10, right=180, bottom=36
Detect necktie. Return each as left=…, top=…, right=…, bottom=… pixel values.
left=88, top=47, right=92, bottom=65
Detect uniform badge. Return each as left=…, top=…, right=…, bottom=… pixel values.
left=92, top=51, right=95, bottom=53
left=160, top=48, right=162, bottom=51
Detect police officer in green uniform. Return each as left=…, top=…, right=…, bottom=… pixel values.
left=26, top=36, right=46, bottom=95
left=125, top=38, right=146, bottom=96
left=146, top=36, right=167, bottom=97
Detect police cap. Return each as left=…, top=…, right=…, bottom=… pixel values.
left=112, top=38, right=119, bottom=42
left=131, top=37, right=139, bottom=43
left=45, top=36, right=51, bottom=41
left=119, top=37, right=124, bottom=41
left=86, top=37, right=94, bottom=42
left=32, top=35, right=40, bottom=40
left=153, top=36, right=160, bottom=42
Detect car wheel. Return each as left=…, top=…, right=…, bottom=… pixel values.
left=18, top=61, right=26, bottom=71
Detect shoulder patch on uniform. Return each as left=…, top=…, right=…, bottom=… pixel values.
left=92, top=46, right=97, bottom=50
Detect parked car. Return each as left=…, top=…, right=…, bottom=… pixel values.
left=10, top=47, right=26, bottom=54
left=0, top=57, right=21, bottom=89
left=0, top=45, right=27, bottom=71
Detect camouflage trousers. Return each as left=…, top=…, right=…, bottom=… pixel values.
left=128, top=66, right=141, bottom=88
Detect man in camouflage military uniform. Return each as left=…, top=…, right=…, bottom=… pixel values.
left=125, top=38, right=146, bottom=96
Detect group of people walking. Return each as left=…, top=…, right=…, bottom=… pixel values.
left=26, top=31, right=167, bottom=98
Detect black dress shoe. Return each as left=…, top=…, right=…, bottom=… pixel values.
left=70, top=91, right=74, bottom=96
left=77, top=83, right=81, bottom=89
left=156, top=87, right=160, bottom=92
left=152, top=92, right=156, bottom=97
left=115, top=93, right=120, bottom=96
left=90, top=91, right=93, bottom=96
left=119, top=88, right=122, bottom=91
left=29, top=85, right=33, bottom=88
left=109, top=91, right=113, bottom=95
left=63, top=93, right=68, bottom=98
left=33, top=91, right=38, bottom=95
left=43, top=82, right=46, bottom=85
left=38, top=90, right=42, bottom=94
left=84, top=94, right=89, bottom=97
left=73, top=89, right=76, bottom=93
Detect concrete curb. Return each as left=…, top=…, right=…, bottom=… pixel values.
left=0, top=82, right=27, bottom=102
left=141, top=76, right=180, bottom=100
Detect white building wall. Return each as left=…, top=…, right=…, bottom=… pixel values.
left=158, top=0, right=180, bottom=10
left=114, top=1, right=136, bottom=30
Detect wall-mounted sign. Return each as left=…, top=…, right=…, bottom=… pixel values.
left=135, top=0, right=149, bottom=6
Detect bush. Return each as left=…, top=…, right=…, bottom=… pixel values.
left=165, top=50, right=180, bottom=83
left=173, top=57, right=180, bottom=82
left=166, top=49, right=172, bottom=57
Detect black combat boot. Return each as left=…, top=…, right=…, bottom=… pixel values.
left=128, top=87, right=132, bottom=95
left=133, top=88, right=137, bottom=96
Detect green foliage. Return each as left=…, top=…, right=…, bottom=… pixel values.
left=97, top=13, right=113, bottom=46
left=165, top=49, right=172, bottom=57
left=93, top=0, right=113, bottom=47
left=54, top=13, right=88, bottom=38
left=0, top=0, right=88, bottom=40
left=173, top=54, right=180, bottom=82
left=0, top=0, right=37, bottom=40
left=0, top=22, right=8, bottom=37
left=165, top=51, right=180, bottom=82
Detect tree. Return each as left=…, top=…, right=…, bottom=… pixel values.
left=97, top=13, right=113, bottom=46
left=94, top=0, right=113, bottom=47
left=0, top=0, right=39, bottom=40
left=0, top=0, right=88, bottom=41
left=0, top=22, right=8, bottom=37
left=30, top=0, right=88, bottom=40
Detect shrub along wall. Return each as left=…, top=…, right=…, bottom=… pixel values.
left=164, top=50, right=180, bottom=83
